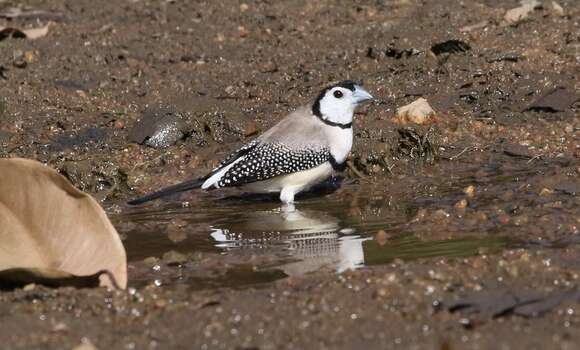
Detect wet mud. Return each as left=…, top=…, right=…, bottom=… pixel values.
left=0, top=0, right=579, bottom=349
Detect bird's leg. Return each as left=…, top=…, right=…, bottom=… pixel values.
left=280, top=187, right=296, bottom=204
left=281, top=202, right=296, bottom=213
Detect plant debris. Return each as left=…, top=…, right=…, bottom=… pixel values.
left=442, top=288, right=580, bottom=319
left=0, top=23, right=52, bottom=41
left=431, top=40, right=471, bottom=56
left=0, top=158, right=127, bottom=289
left=524, top=87, right=580, bottom=113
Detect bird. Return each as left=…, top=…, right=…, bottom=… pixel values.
left=128, top=80, right=373, bottom=205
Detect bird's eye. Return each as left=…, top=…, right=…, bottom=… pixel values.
left=333, top=90, right=343, bottom=98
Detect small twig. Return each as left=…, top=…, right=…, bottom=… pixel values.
left=448, top=146, right=472, bottom=161
left=346, top=160, right=365, bottom=179
left=527, top=154, right=542, bottom=163
left=131, top=153, right=166, bottom=172
left=97, top=269, right=122, bottom=290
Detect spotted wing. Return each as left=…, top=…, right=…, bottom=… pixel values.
left=213, top=142, right=331, bottom=188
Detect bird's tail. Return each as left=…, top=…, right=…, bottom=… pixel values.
left=127, top=178, right=205, bottom=205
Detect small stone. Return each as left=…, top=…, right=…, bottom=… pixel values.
left=373, top=288, right=389, bottom=298
left=413, top=208, right=428, bottom=221
left=432, top=209, right=450, bottom=221
left=128, top=109, right=187, bottom=149
left=72, top=339, right=98, bottom=350
left=167, top=230, right=187, bottom=243
left=551, top=1, right=565, bottom=16
left=162, top=250, right=188, bottom=266
left=23, top=283, right=36, bottom=291
left=544, top=201, right=563, bottom=209
left=459, top=21, right=488, bottom=32
left=513, top=215, right=529, bottom=226
left=463, top=185, right=476, bottom=198
left=243, top=120, right=259, bottom=137
left=154, top=299, right=168, bottom=308
left=240, top=3, right=249, bottom=12
left=52, top=322, right=69, bottom=333
left=12, top=50, right=26, bottom=68
left=473, top=211, right=488, bottom=222
left=13, top=58, right=27, bottom=68
left=454, top=199, right=468, bottom=209
left=375, top=230, right=389, bottom=246
left=395, top=98, right=435, bottom=125
left=238, top=26, right=249, bottom=38
left=286, top=276, right=302, bottom=288
left=24, top=51, right=35, bottom=63
left=114, top=120, right=125, bottom=129
left=504, top=0, right=540, bottom=24
left=539, top=188, right=554, bottom=196
left=225, top=85, right=236, bottom=95
left=497, top=213, right=511, bottom=225
left=143, top=256, right=160, bottom=267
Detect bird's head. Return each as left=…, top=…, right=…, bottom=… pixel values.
left=312, top=80, right=373, bottom=126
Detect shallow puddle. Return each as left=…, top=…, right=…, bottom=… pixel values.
left=113, top=186, right=510, bottom=289
left=112, top=155, right=577, bottom=290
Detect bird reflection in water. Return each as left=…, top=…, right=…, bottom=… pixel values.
left=210, top=205, right=370, bottom=276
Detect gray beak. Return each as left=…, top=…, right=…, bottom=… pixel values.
left=353, top=86, right=374, bottom=104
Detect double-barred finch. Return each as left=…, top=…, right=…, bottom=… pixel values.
left=128, top=80, right=373, bottom=205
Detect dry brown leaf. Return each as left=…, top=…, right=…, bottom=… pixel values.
left=22, top=23, right=51, bottom=39
left=0, top=158, right=127, bottom=289
left=0, top=22, right=52, bottom=41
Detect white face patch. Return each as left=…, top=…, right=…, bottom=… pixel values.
left=318, top=87, right=357, bottom=125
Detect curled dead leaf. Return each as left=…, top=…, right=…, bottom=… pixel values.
left=0, top=22, right=52, bottom=41
left=0, top=158, right=127, bottom=289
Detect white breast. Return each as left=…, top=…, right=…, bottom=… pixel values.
left=325, top=126, right=353, bottom=163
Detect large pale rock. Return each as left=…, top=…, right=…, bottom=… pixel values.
left=395, top=98, right=435, bottom=125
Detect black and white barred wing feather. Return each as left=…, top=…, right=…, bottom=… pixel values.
left=201, top=141, right=331, bottom=189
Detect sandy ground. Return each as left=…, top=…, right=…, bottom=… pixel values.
left=0, top=0, right=579, bottom=349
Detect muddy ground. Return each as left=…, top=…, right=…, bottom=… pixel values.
left=1, top=0, right=579, bottom=349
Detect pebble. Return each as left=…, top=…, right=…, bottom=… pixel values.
left=52, top=322, right=69, bottom=333
left=497, top=213, right=511, bottom=225
left=12, top=50, right=26, bottom=68
left=162, top=250, right=188, bottom=266
left=463, top=185, right=476, bottom=198
left=243, top=120, right=259, bottom=137
left=143, top=257, right=160, bottom=267
left=454, top=199, right=468, bottom=209
left=504, top=0, right=540, bottom=25
left=145, top=116, right=185, bottom=148
left=474, top=211, right=488, bottom=222
left=373, top=288, right=389, bottom=298
left=513, top=215, right=529, bottom=226
left=71, top=339, right=98, bottom=350
left=238, top=26, right=249, bottom=38
left=23, top=283, right=36, bottom=291
left=395, top=98, right=435, bottom=125
left=413, top=208, right=428, bottom=221
left=167, top=230, right=187, bottom=243
left=551, top=1, right=565, bottom=16
left=128, top=110, right=187, bottom=149
left=432, top=209, right=450, bottom=221
left=375, top=230, right=389, bottom=246
left=114, top=120, right=125, bottom=129
left=539, top=188, right=553, bottom=196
